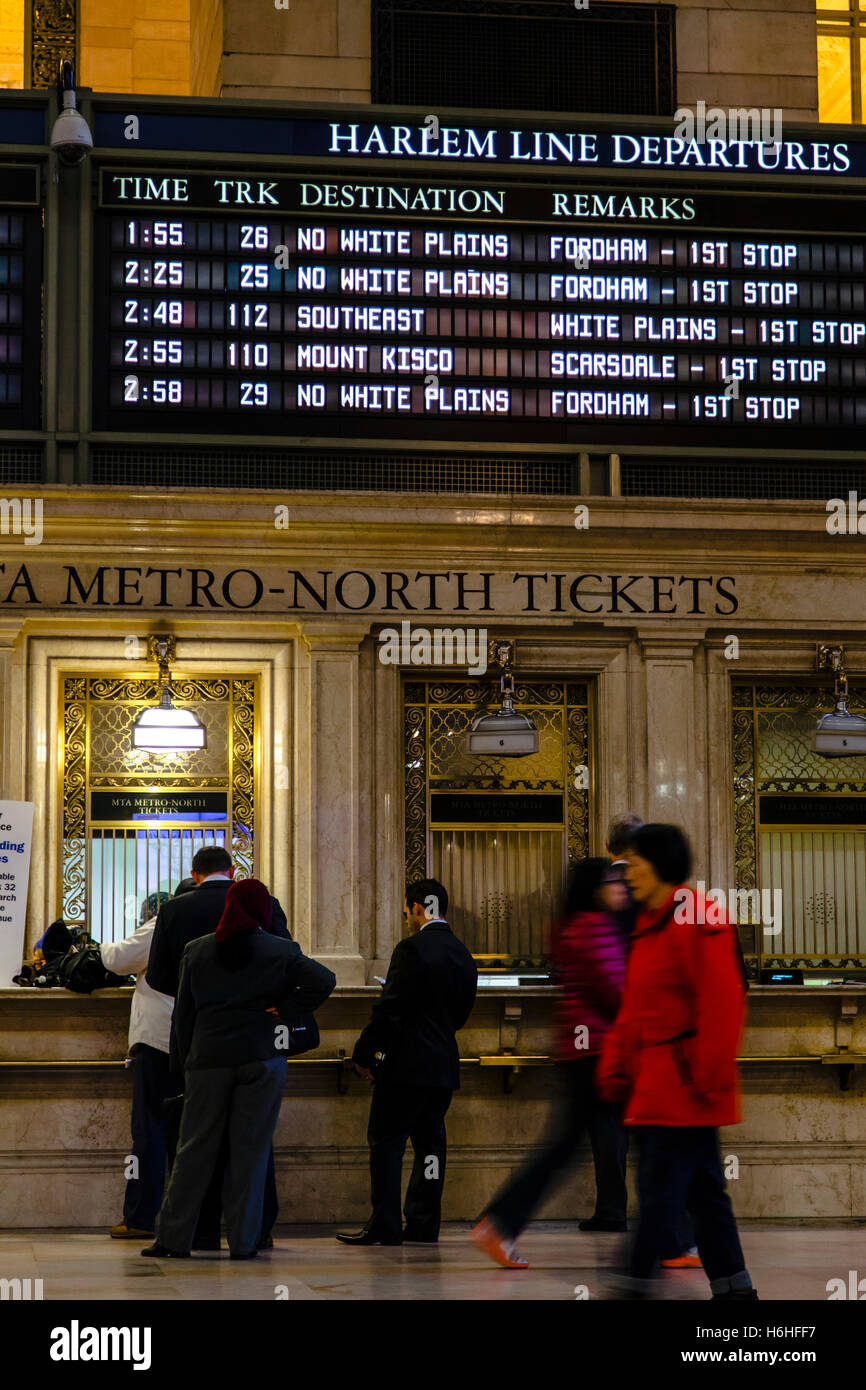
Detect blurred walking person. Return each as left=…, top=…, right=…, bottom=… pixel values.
left=574, top=811, right=644, bottom=1235
left=470, top=858, right=628, bottom=1268
left=597, top=823, right=757, bottom=1300
left=600, top=811, right=700, bottom=1267
left=602, top=811, right=643, bottom=942
left=142, top=877, right=335, bottom=1260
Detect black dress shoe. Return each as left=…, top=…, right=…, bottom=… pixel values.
left=230, top=1250, right=258, bottom=1261
left=140, top=1242, right=190, bottom=1258
left=402, top=1231, right=438, bottom=1243
left=336, top=1229, right=402, bottom=1246
left=579, top=1218, right=628, bottom=1232
left=257, top=1235, right=274, bottom=1250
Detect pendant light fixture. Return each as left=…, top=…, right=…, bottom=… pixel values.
left=132, top=636, right=207, bottom=752
left=466, top=639, right=538, bottom=757
left=813, top=643, right=866, bottom=756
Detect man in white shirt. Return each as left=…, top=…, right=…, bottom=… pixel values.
left=103, top=881, right=196, bottom=1239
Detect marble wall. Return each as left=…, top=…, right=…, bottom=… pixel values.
left=0, top=486, right=864, bottom=970
left=190, top=0, right=222, bottom=97
left=215, top=0, right=369, bottom=103
left=80, top=0, right=192, bottom=97
left=665, top=0, right=818, bottom=119
left=0, top=987, right=862, bottom=1227
left=208, top=0, right=818, bottom=118
left=0, top=488, right=863, bottom=1224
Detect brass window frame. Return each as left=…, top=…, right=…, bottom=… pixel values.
left=59, top=669, right=259, bottom=931
left=404, top=674, right=592, bottom=965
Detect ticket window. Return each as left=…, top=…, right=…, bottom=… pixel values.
left=733, top=683, right=866, bottom=971
left=61, top=672, right=257, bottom=943
left=758, top=821, right=866, bottom=957
left=431, top=825, right=566, bottom=957
left=88, top=814, right=229, bottom=944
left=405, top=677, right=591, bottom=963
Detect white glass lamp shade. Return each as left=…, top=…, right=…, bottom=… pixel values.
left=466, top=708, right=539, bottom=757
left=132, top=687, right=206, bottom=751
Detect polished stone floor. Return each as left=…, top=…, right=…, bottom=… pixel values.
left=0, top=1225, right=862, bottom=1300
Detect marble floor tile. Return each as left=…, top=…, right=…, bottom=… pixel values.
left=0, top=1225, right=861, bottom=1300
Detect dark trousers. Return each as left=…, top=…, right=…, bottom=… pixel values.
left=485, top=1057, right=627, bottom=1241
left=123, top=1044, right=176, bottom=1232
left=630, top=1126, right=749, bottom=1285
left=195, top=1134, right=279, bottom=1243
left=157, top=1058, right=287, bottom=1256
left=367, top=1081, right=453, bottom=1242
left=164, top=1086, right=279, bottom=1246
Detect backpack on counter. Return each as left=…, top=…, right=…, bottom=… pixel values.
left=59, top=943, right=133, bottom=994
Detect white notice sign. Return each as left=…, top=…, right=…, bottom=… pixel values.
left=0, top=801, right=34, bottom=986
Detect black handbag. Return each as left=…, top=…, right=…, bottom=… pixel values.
left=283, top=1013, right=319, bottom=1057
left=60, top=943, right=133, bottom=994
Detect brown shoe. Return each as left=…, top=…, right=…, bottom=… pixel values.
left=110, top=1223, right=154, bottom=1239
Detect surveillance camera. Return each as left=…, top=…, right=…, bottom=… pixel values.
left=51, top=57, right=92, bottom=166
left=50, top=105, right=93, bottom=165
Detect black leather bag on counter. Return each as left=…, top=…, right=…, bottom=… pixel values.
left=60, top=943, right=133, bottom=994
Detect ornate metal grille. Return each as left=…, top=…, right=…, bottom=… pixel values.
left=732, top=682, right=866, bottom=975
left=29, top=1, right=76, bottom=89
left=404, top=677, right=590, bottom=959
left=61, top=673, right=256, bottom=934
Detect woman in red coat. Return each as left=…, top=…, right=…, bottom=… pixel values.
left=471, top=857, right=628, bottom=1269
left=597, top=823, right=757, bottom=1300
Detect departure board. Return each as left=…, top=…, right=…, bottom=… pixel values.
left=0, top=167, right=41, bottom=430
left=93, top=168, right=866, bottom=449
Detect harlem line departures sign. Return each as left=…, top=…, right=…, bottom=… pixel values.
left=92, top=154, right=866, bottom=450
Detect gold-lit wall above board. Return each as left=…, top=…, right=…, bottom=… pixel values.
left=0, top=0, right=191, bottom=93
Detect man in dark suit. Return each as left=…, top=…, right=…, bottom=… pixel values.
left=146, top=844, right=289, bottom=1248
left=147, top=846, right=289, bottom=998
left=337, top=878, right=477, bottom=1247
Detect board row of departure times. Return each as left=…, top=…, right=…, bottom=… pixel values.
left=111, top=258, right=866, bottom=311
left=97, top=213, right=866, bottom=439
left=108, top=378, right=866, bottom=424
left=109, top=338, right=866, bottom=386
left=112, top=216, right=866, bottom=274
left=111, top=301, right=866, bottom=350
